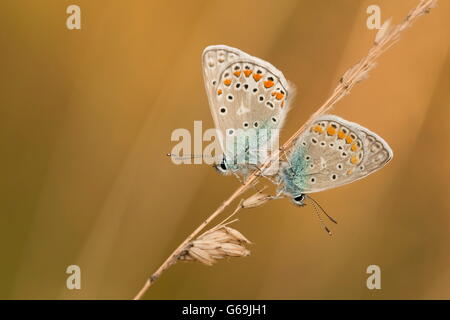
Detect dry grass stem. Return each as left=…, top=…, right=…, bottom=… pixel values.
left=133, top=0, right=437, bottom=300
left=179, top=225, right=251, bottom=266
left=242, top=190, right=271, bottom=208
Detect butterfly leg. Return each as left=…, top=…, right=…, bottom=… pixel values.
left=231, top=170, right=246, bottom=185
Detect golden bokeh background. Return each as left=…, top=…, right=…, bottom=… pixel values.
left=1, top=0, right=449, bottom=299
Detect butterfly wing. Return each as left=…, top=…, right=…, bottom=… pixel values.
left=202, top=45, right=293, bottom=172
left=202, top=45, right=247, bottom=137
left=281, top=115, right=393, bottom=196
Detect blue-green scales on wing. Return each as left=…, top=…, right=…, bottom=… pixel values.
left=219, top=120, right=277, bottom=177
left=279, top=146, right=311, bottom=197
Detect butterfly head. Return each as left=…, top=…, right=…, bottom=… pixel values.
left=292, top=194, right=306, bottom=207
left=214, top=156, right=230, bottom=175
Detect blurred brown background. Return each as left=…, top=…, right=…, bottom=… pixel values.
left=0, top=0, right=449, bottom=299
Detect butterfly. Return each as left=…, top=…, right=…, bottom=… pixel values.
left=202, top=45, right=294, bottom=179
left=278, top=115, right=393, bottom=206
left=201, top=46, right=393, bottom=235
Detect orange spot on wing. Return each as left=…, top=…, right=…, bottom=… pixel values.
left=345, top=136, right=353, bottom=144
left=244, top=70, right=252, bottom=77
left=351, top=144, right=359, bottom=152
left=347, top=169, right=353, bottom=175
left=253, top=73, right=263, bottom=81
left=275, top=92, right=284, bottom=100
left=217, top=89, right=222, bottom=95
left=327, top=126, right=336, bottom=136
left=338, top=131, right=346, bottom=139
left=313, top=125, right=323, bottom=134
left=264, top=80, right=274, bottom=88
left=350, top=156, right=359, bottom=164
left=233, top=71, right=241, bottom=77
left=281, top=100, right=285, bottom=108
left=223, top=79, right=232, bottom=86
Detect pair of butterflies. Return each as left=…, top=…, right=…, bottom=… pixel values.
left=202, top=45, right=393, bottom=207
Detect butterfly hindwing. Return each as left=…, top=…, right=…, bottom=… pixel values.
left=281, top=115, right=393, bottom=196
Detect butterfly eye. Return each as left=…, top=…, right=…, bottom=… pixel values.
left=292, top=194, right=306, bottom=206
left=214, top=157, right=229, bottom=175
left=220, top=160, right=227, bottom=170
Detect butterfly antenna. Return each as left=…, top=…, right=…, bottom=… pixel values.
left=307, top=195, right=338, bottom=225
left=309, top=199, right=333, bottom=236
